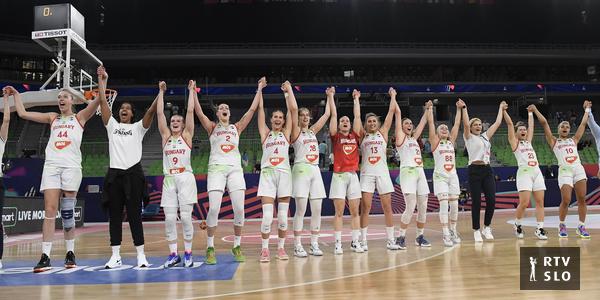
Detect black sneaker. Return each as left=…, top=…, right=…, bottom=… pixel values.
left=64, top=251, right=77, bottom=268
left=33, top=253, right=52, bottom=273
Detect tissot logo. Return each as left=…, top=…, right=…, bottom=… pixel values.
left=113, top=128, right=133, bottom=136
left=520, top=247, right=580, bottom=290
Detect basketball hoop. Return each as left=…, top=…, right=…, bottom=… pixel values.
left=84, top=88, right=117, bottom=116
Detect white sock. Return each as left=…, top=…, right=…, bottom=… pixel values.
left=398, top=228, right=406, bottom=237
left=416, top=228, right=424, bottom=236
left=579, top=221, right=585, bottom=227
left=135, top=245, right=145, bottom=256
left=335, top=231, right=342, bottom=243
left=537, top=222, right=544, bottom=229
left=361, top=227, right=368, bottom=241
left=351, top=230, right=359, bottom=242
left=386, top=226, right=395, bottom=241
left=184, top=241, right=192, bottom=253
left=111, top=245, right=121, bottom=257
left=450, top=222, right=457, bottom=231
left=207, top=236, right=214, bottom=248
left=295, top=235, right=302, bottom=246
left=261, top=238, right=269, bottom=249
left=278, top=237, right=285, bottom=249
left=65, top=239, right=75, bottom=252
left=168, top=243, right=177, bottom=254
left=310, top=234, right=318, bottom=245
left=234, top=235, right=242, bottom=247
left=442, top=226, right=450, bottom=235
left=42, top=242, right=52, bottom=256
left=515, top=218, right=521, bottom=225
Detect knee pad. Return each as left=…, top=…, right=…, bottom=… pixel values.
left=261, top=204, right=274, bottom=233
left=401, top=194, right=417, bottom=225
left=164, top=207, right=178, bottom=242
left=207, top=191, right=223, bottom=227
left=293, top=197, right=308, bottom=232
left=417, top=195, right=428, bottom=223
left=230, top=190, right=246, bottom=227
left=438, top=200, right=449, bottom=224
left=179, top=204, right=194, bottom=241
left=309, top=199, right=323, bottom=232
left=60, top=197, right=77, bottom=230
left=277, top=202, right=289, bottom=231
left=449, top=200, right=459, bottom=222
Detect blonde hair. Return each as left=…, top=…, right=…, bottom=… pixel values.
left=468, top=118, right=481, bottom=127
left=365, top=112, right=379, bottom=123
left=298, top=107, right=311, bottom=118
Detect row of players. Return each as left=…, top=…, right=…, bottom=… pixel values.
left=0, top=66, right=593, bottom=271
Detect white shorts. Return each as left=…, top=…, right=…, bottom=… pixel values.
left=206, top=164, right=246, bottom=193
left=557, top=164, right=587, bottom=188
left=40, top=166, right=82, bottom=192
left=329, top=172, right=362, bottom=200
left=161, top=172, right=198, bottom=208
left=257, top=168, right=292, bottom=199
left=360, top=173, right=395, bottom=195
left=516, top=166, right=546, bottom=192
left=292, top=163, right=327, bottom=199
left=400, top=166, right=430, bottom=195
left=433, top=171, right=460, bottom=196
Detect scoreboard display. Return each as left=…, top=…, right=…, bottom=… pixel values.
left=33, top=4, right=85, bottom=39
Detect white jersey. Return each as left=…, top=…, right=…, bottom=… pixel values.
left=553, top=138, right=581, bottom=167
left=261, top=131, right=290, bottom=170
left=0, top=137, right=5, bottom=177
left=45, top=114, right=83, bottom=168
left=293, top=129, right=319, bottom=165
left=360, top=131, right=388, bottom=175
left=513, top=140, right=539, bottom=168
left=163, top=135, right=193, bottom=175
left=397, top=136, right=423, bottom=168
left=432, top=139, right=456, bottom=174
left=209, top=123, right=241, bottom=167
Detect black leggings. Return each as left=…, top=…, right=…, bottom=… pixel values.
left=107, top=174, right=145, bottom=246
left=1, top=178, right=4, bottom=259
left=468, top=164, right=496, bottom=230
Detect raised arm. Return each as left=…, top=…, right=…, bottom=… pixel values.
left=412, top=101, right=431, bottom=140
left=392, top=88, right=406, bottom=145
left=183, top=81, right=196, bottom=140
left=586, top=100, right=600, bottom=142
left=257, top=85, right=269, bottom=142
left=191, top=80, right=215, bottom=134
left=156, top=81, right=170, bottom=142
left=5, top=86, right=55, bottom=124
left=526, top=105, right=535, bottom=143
left=503, top=110, right=518, bottom=151
left=352, top=89, right=363, bottom=137
left=142, top=94, right=158, bottom=129
left=532, top=104, right=555, bottom=147
left=97, top=66, right=111, bottom=126
left=77, top=68, right=104, bottom=124
left=0, top=90, right=10, bottom=141
left=449, top=100, right=464, bottom=144
left=427, top=101, right=439, bottom=147
left=329, top=87, right=338, bottom=136
left=485, top=101, right=507, bottom=139
left=379, top=92, right=397, bottom=136
left=282, top=81, right=298, bottom=139
left=236, top=77, right=266, bottom=134
left=573, top=101, right=590, bottom=144
left=310, top=87, right=333, bottom=134
left=461, top=98, right=471, bottom=140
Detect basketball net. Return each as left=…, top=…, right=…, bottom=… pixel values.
left=84, top=89, right=117, bottom=116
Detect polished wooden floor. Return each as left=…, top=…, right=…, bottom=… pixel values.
left=1, top=208, right=599, bottom=300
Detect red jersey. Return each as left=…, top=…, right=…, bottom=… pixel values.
left=331, top=131, right=360, bottom=173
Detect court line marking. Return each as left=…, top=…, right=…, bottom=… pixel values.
left=178, top=242, right=456, bottom=300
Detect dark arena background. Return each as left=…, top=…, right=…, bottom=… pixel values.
left=1, top=0, right=599, bottom=299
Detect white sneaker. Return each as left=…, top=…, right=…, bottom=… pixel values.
left=482, top=227, right=494, bottom=240
left=308, top=243, right=323, bottom=256
left=104, top=255, right=122, bottom=269
left=474, top=230, right=483, bottom=242
left=535, top=228, right=549, bottom=240
left=350, top=240, right=364, bottom=253
left=450, top=229, right=462, bottom=244
left=294, top=245, right=308, bottom=258
left=514, top=224, right=524, bottom=239
left=386, top=239, right=400, bottom=250
left=360, top=240, right=368, bottom=251
left=137, top=254, right=149, bottom=268
left=442, top=234, right=453, bottom=247
left=334, top=242, right=343, bottom=255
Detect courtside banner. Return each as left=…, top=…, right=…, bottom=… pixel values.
left=1, top=197, right=85, bottom=235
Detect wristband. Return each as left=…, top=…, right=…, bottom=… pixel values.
left=528, top=112, right=533, bottom=116
left=586, top=108, right=591, bottom=113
